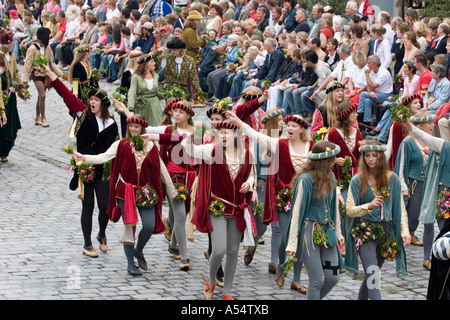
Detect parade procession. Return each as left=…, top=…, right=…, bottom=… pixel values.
left=0, top=0, right=449, bottom=305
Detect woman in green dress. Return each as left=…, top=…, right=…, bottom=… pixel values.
left=127, top=54, right=163, bottom=127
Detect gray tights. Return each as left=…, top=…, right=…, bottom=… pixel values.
left=300, top=220, right=339, bottom=300
left=169, top=198, right=188, bottom=259
left=209, top=214, right=242, bottom=296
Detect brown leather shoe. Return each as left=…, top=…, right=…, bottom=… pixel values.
left=35, top=116, right=42, bottom=125
left=275, top=271, right=285, bottom=287
left=291, top=281, right=307, bottom=294
left=423, top=260, right=431, bottom=271
left=268, top=263, right=277, bottom=274
left=82, top=246, right=98, bottom=258
left=41, top=117, right=49, bottom=127
left=168, top=245, right=181, bottom=260
left=163, top=217, right=172, bottom=241
left=244, top=248, right=256, bottom=266
left=411, top=236, right=423, bottom=246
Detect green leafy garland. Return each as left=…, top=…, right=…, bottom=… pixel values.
left=337, top=156, right=352, bottom=190
left=130, top=134, right=144, bottom=152
left=391, top=103, right=410, bottom=123
left=209, top=199, right=226, bottom=216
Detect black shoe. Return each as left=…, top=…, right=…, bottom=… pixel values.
left=134, top=251, right=147, bottom=270
left=367, top=129, right=380, bottom=136
left=107, top=78, right=117, bottom=83
left=127, top=265, right=142, bottom=276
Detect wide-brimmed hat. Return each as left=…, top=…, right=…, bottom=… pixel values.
left=187, top=10, right=203, bottom=20
left=167, top=38, right=186, bottom=49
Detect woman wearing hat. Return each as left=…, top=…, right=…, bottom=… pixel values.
left=72, top=114, right=176, bottom=275
left=310, top=81, right=348, bottom=137
left=345, top=142, right=410, bottom=300
left=155, top=38, right=202, bottom=94
left=285, top=141, right=345, bottom=300
left=182, top=10, right=208, bottom=58
left=181, top=120, right=255, bottom=300
left=22, top=26, right=64, bottom=127
left=325, top=102, right=363, bottom=195
left=394, top=111, right=436, bottom=265
left=68, top=44, right=97, bottom=105
left=232, top=86, right=267, bottom=132
left=127, top=54, right=164, bottom=127
left=385, top=93, right=423, bottom=170
left=227, top=111, right=311, bottom=294
left=44, top=65, right=119, bottom=258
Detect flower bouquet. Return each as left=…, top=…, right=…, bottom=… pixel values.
left=380, top=236, right=400, bottom=261
left=174, top=182, right=189, bottom=202
left=380, top=188, right=391, bottom=199
left=77, top=163, right=96, bottom=183
left=194, top=91, right=207, bottom=103
left=436, top=189, right=450, bottom=220
left=209, top=198, right=226, bottom=217
left=136, top=185, right=158, bottom=208
left=91, top=68, right=102, bottom=82
left=17, top=87, right=31, bottom=101
left=226, top=62, right=238, bottom=73
left=276, top=187, right=292, bottom=213
left=194, top=54, right=201, bottom=65
left=312, top=127, right=328, bottom=142
left=262, top=79, right=272, bottom=89
left=252, top=201, right=263, bottom=217
left=62, top=143, right=73, bottom=154
left=111, top=88, right=127, bottom=116
left=159, top=84, right=190, bottom=100
left=217, top=97, right=233, bottom=111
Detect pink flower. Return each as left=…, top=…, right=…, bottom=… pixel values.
left=80, top=169, right=86, bottom=174
left=88, top=175, right=93, bottom=180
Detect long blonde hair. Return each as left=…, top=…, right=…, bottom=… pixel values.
left=321, top=81, right=347, bottom=129
left=68, top=44, right=91, bottom=83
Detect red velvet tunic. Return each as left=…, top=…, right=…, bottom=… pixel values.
left=263, top=139, right=313, bottom=224
left=326, top=127, right=363, bottom=182
left=107, top=139, right=165, bottom=234
left=191, top=144, right=253, bottom=234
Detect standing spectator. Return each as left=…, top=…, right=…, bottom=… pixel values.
left=182, top=10, right=208, bottom=58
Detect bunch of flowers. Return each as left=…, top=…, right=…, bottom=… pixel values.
left=111, top=88, right=128, bottom=116
left=391, top=103, right=410, bottom=123
left=77, top=163, right=96, bottom=183
left=283, top=254, right=298, bottom=276
left=61, top=143, right=73, bottom=154
left=194, top=91, right=206, bottom=103
left=380, top=188, right=391, bottom=198
left=217, top=97, right=233, bottom=111
left=194, top=54, right=201, bottom=65
left=351, top=220, right=385, bottom=248
left=91, top=68, right=102, bottom=82
left=136, top=185, right=158, bottom=208
left=226, top=62, right=238, bottom=73
left=276, top=187, right=292, bottom=213
left=17, top=87, right=31, bottom=101
left=312, top=127, right=328, bottom=142
left=252, top=201, right=263, bottom=218
left=209, top=198, right=226, bottom=216
left=174, top=182, right=189, bottom=202
left=436, top=189, right=450, bottom=220
left=380, top=237, right=400, bottom=261
left=236, top=50, right=244, bottom=58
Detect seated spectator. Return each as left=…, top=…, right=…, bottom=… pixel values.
left=357, top=55, right=393, bottom=134
left=307, top=37, right=326, bottom=61
left=423, top=63, right=450, bottom=112
left=198, top=29, right=221, bottom=92
left=415, top=53, right=432, bottom=97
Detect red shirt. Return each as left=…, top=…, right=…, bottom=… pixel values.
left=417, top=69, right=432, bottom=97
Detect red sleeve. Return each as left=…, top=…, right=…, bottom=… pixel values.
left=158, top=133, right=185, bottom=145
left=51, top=77, right=87, bottom=115
left=234, top=98, right=263, bottom=123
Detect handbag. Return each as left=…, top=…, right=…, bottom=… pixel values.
left=326, top=221, right=338, bottom=247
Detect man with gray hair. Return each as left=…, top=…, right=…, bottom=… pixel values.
left=311, top=42, right=355, bottom=104
left=244, top=37, right=285, bottom=90
left=426, top=23, right=449, bottom=55
left=357, top=55, right=393, bottom=134
left=377, top=10, right=395, bottom=46
left=293, top=8, right=309, bottom=33
left=92, top=0, right=106, bottom=23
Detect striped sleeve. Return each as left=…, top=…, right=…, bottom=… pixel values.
left=432, top=231, right=450, bottom=261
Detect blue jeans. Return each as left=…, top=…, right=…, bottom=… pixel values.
left=101, top=54, right=118, bottom=80
left=375, top=109, right=392, bottom=143
left=229, top=72, right=246, bottom=101
left=296, top=86, right=318, bottom=116
left=357, top=91, right=391, bottom=123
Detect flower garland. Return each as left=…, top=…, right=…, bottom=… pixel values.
left=436, top=189, right=450, bottom=220
left=136, top=185, right=158, bottom=208
left=34, top=54, right=48, bottom=71
left=77, top=163, right=96, bottom=183
left=391, top=103, right=410, bottom=123
left=351, top=220, right=385, bottom=250
left=337, top=156, right=352, bottom=190
left=209, top=199, right=226, bottom=216
left=174, top=182, right=189, bottom=202
left=159, top=84, right=190, bottom=100
left=380, top=237, right=400, bottom=261
left=276, top=187, right=292, bottom=212
left=312, top=127, right=328, bottom=142
left=129, top=134, right=144, bottom=152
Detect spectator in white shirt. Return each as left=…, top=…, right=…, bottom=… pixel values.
left=377, top=11, right=395, bottom=46
left=370, top=24, right=392, bottom=71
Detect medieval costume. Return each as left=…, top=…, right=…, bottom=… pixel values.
left=286, top=143, right=344, bottom=300
left=345, top=144, right=409, bottom=300
left=51, top=77, right=118, bottom=258
left=183, top=121, right=255, bottom=300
